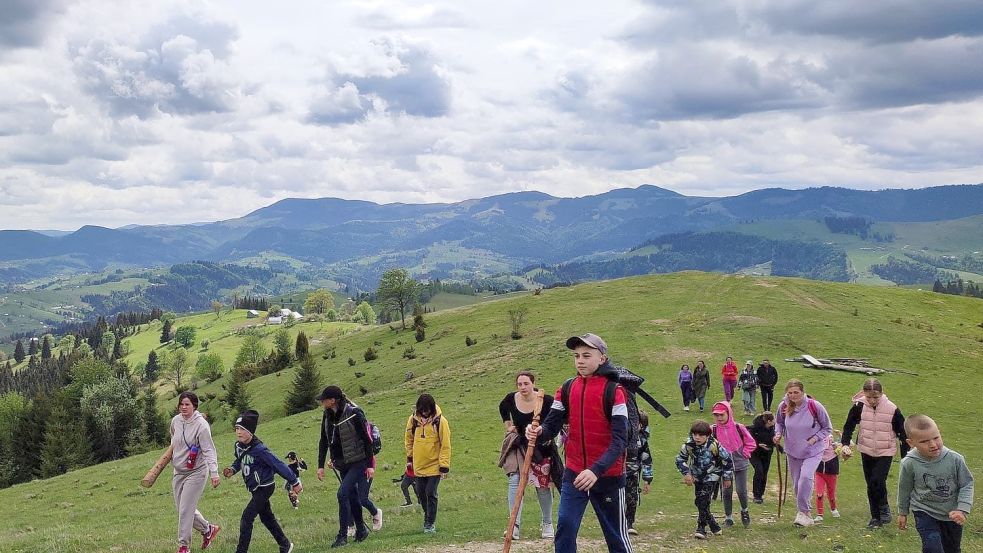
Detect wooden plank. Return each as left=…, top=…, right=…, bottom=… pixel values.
left=802, top=354, right=823, bottom=366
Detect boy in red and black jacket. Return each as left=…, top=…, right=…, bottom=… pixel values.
left=528, top=333, right=633, bottom=553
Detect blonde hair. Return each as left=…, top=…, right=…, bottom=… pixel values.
left=783, top=379, right=805, bottom=418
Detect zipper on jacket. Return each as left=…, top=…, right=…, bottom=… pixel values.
left=579, top=376, right=588, bottom=475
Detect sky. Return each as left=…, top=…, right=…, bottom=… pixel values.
left=2, top=0, right=983, bottom=231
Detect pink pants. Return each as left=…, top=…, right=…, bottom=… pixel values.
left=723, top=379, right=737, bottom=401
left=815, top=472, right=838, bottom=514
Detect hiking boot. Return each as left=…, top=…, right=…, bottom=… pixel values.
left=879, top=505, right=893, bottom=524
left=202, top=524, right=221, bottom=550
left=693, top=527, right=707, bottom=539
left=372, top=508, right=383, bottom=531
left=627, top=527, right=638, bottom=535
left=793, top=512, right=814, bottom=527
left=724, top=517, right=734, bottom=527
left=814, top=515, right=824, bottom=523
left=354, top=527, right=370, bottom=543
left=280, top=542, right=294, bottom=553
left=330, top=535, right=348, bottom=548
left=830, top=509, right=840, bottom=518
left=542, top=522, right=555, bottom=539
left=741, top=510, right=751, bottom=528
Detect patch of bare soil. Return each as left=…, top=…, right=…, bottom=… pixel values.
left=754, top=280, right=778, bottom=288
left=657, top=346, right=714, bottom=360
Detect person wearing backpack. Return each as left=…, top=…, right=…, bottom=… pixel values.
left=526, top=333, right=634, bottom=553
left=315, top=386, right=377, bottom=548
left=404, top=393, right=452, bottom=534
left=675, top=419, right=734, bottom=539
left=773, top=379, right=833, bottom=527
left=711, top=401, right=757, bottom=528
left=738, top=362, right=759, bottom=416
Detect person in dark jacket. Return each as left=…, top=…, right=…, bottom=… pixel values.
left=756, top=360, right=779, bottom=412
left=691, top=360, right=711, bottom=412
left=316, top=386, right=376, bottom=548
left=527, top=333, right=633, bottom=553
left=748, top=412, right=779, bottom=503
left=223, top=410, right=301, bottom=553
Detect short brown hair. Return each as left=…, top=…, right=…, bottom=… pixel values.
left=515, top=370, right=536, bottom=384
left=690, top=420, right=712, bottom=436
left=177, top=391, right=199, bottom=409
left=904, top=414, right=937, bottom=436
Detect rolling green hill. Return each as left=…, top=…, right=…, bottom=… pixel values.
left=1, top=272, right=981, bottom=552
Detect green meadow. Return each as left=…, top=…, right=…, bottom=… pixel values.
left=1, top=272, right=981, bottom=552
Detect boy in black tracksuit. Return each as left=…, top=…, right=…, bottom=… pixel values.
left=223, top=410, right=302, bottom=553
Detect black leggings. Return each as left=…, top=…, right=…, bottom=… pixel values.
left=862, top=453, right=894, bottom=520
left=236, top=485, right=289, bottom=553
left=749, top=449, right=773, bottom=500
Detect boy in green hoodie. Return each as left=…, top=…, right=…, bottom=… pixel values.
left=897, top=415, right=974, bottom=553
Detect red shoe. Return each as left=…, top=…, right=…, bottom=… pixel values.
left=178, top=547, right=190, bottom=553
left=202, top=524, right=221, bottom=549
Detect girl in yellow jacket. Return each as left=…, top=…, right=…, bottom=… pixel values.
left=404, top=393, right=451, bottom=534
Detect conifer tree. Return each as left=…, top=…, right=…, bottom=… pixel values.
left=295, top=331, right=310, bottom=360
left=9, top=396, right=48, bottom=484
left=28, top=338, right=38, bottom=356
left=13, top=340, right=25, bottom=364
left=139, top=386, right=167, bottom=445
left=39, top=393, right=91, bottom=478
left=0, top=361, right=12, bottom=393
left=413, top=305, right=427, bottom=343
left=41, top=336, right=53, bottom=360
left=224, top=367, right=252, bottom=416
left=160, top=319, right=173, bottom=344
left=285, top=355, right=322, bottom=415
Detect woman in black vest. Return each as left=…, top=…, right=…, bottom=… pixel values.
left=316, top=386, right=375, bottom=548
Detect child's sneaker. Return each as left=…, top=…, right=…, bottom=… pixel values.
left=372, top=508, right=383, bottom=531
left=280, top=543, right=294, bottom=553
left=724, top=517, right=734, bottom=527
left=752, top=497, right=764, bottom=504
left=541, top=523, right=554, bottom=539
left=330, top=535, right=347, bottom=548
left=830, top=509, right=840, bottom=518
left=709, top=519, right=722, bottom=535
left=627, top=527, right=638, bottom=535
left=400, top=501, right=412, bottom=507
left=741, top=510, right=751, bottom=528
left=814, top=514, right=824, bottom=523
left=354, top=528, right=369, bottom=543
left=201, top=524, right=221, bottom=550
left=290, top=494, right=299, bottom=509
left=693, top=527, right=707, bottom=539
left=423, top=525, right=436, bottom=534
left=178, top=547, right=190, bottom=553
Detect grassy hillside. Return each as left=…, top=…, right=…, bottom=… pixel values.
left=1, top=272, right=981, bottom=553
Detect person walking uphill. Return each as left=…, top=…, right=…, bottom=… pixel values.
left=712, top=401, right=757, bottom=528
left=840, top=378, right=909, bottom=529
left=678, top=364, right=694, bottom=411
left=169, top=392, right=221, bottom=553
left=527, top=333, right=634, bottom=553
left=405, top=393, right=452, bottom=534
left=756, top=360, right=779, bottom=412
left=316, top=386, right=377, bottom=548
left=223, top=410, right=301, bottom=553
left=692, top=360, right=711, bottom=412
left=721, top=357, right=739, bottom=402
left=774, top=379, right=833, bottom=527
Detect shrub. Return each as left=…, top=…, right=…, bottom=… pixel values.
left=348, top=357, right=356, bottom=366
left=364, top=347, right=378, bottom=362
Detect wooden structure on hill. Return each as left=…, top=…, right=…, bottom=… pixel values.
left=786, top=355, right=918, bottom=376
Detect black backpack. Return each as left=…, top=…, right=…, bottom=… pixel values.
left=560, top=364, right=670, bottom=459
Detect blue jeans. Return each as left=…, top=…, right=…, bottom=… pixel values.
left=336, top=460, right=370, bottom=537
left=914, top=510, right=963, bottom=553
left=555, top=470, right=633, bottom=553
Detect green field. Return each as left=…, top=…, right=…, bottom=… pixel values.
left=1, top=272, right=981, bottom=552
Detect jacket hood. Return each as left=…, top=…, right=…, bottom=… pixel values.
left=179, top=411, right=205, bottom=425
left=852, top=390, right=892, bottom=405
left=412, top=404, right=443, bottom=425
left=905, top=446, right=949, bottom=464
left=712, top=400, right=735, bottom=422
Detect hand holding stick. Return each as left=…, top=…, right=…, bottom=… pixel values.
left=503, top=390, right=544, bottom=553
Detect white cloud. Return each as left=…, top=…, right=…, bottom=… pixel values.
left=0, top=0, right=981, bottom=231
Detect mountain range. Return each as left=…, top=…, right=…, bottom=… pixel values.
left=3, top=183, right=983, bottom=285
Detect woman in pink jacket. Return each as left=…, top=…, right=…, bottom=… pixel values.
left=712, top=401, right=757, bottom=528
left=721, top=357, right=739, bottom=402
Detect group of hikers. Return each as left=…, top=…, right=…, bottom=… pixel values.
left=165, top=333, right=974, bottom=553
left=677, top=356, right=780, bottom=415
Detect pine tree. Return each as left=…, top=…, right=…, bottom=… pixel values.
left=111, top=334, right=123, bottom=359
left=224, top=367, right=252, bottom=416
left=0, top=361, right=12, bottom=394
left=145, top=350, right=160, bottom=382
left=413, top=305, right=427, bottom=343
left=41, top=336, right=53, bottom=360
left=139, top=386, right=167, bottom=445
left=9, top=396, right=48, bottom=484
left=160, top=319, right=173, bottom=344
left=285, top=356, right=322, bottom=415
left=28, top=338, right=38, bottom=356
left=39, top=393, right=91, bottom=478
left=14, top=340, right=25, bottom=364
left=295, top=331, right=310, bottom=360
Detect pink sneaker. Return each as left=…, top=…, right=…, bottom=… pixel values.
left=202, top=524, right=221, bottom=549
left=178, top=546, right=190, bottom=553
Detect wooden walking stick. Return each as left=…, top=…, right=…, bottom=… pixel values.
left=503, top=390, right=544, bottom=553
left=775, top=447, right=784, bottom=518
left=141, top=445, right=173, bottom=488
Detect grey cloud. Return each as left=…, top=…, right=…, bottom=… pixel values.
left=72, top=17, right=242, bottom=118
left=757, top=0, right=983, bottom=44
left=0, top=0, right=65, bottom=48
left=309, top=39, right=451, bottom=125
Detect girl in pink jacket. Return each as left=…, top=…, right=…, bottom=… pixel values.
left=712, top=401, right=757, bottom=528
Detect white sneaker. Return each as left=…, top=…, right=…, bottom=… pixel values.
left=504, top=525, right=519, bottom=540
left=347, top=525, right=356, bottom=538
left=830, top=509, right=840, bottom=518
left=814, top=515, right=824, bottom=523
left=372, top=508, right=383, bottom=531
left=793, top=512, right=814, bottom=527
left=683, top=406, right=690, bottom=411
left=541, top=522, right=554, bottom=539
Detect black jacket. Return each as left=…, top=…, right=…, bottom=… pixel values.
left=756, top=364, right=779, bottom=388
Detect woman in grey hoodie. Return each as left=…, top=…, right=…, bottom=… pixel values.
left=170, top=392, right=221, bottom=553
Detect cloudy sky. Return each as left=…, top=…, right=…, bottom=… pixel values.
left=2, top=0, right=983, bottom=230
